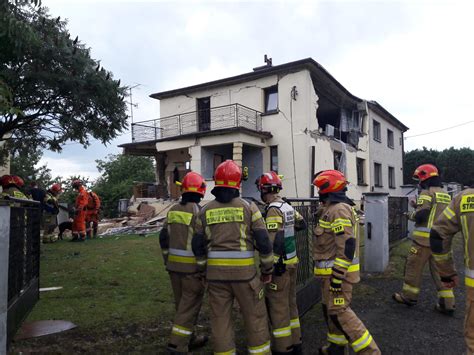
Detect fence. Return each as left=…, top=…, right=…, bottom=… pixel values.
left=0, top=199, right=41, bottom=351
left=285, top=198, right=321, bottom=316
left=388, top=196, right=408, bottom=244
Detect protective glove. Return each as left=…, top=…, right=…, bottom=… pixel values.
left=441, top=275, right=459, bottom=289
left=329, top=277, right=343, bottom=293
left=261, top=273, right=272, bottom=284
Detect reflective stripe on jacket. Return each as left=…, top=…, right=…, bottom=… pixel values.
left=267, top=199, right=298, bottom=265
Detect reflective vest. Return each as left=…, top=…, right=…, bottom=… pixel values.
left=412, top=191, right=451, bottom=245
left=267, top=201, right=298, bottom=265
left=166, top=203, right=200, bottom=273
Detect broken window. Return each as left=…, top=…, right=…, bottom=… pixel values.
left=264, top=86, right=278, bottom=113
left=333, top=151, right=342, bottom=170
left=387, top=129, right=394, bottom=148
left=374, top=163, right=382, bottom=187
left=373, top=120, right=381, bottom=142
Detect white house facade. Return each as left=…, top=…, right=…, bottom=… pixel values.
left=120, top=58, right=408, bottom=201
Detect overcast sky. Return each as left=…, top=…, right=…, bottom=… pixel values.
left=40, top=0, right=474, bottom=180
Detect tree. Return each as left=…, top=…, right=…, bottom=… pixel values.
left=54, top=175, right=92, bottom=207
left=9, top=148, right=52, bottom=187
left=0, top=1, right=128, bottom=165
left=93, top=154, right=155, bottom=217
left=404, top=147, right=474, bottom=186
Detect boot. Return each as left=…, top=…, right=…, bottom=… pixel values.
left=435, top=303, right=455, bottom=316
left=318, top=343, right=348, bottom=355
left=188, top=334, right=209, bottom=350
left=292, top=343, right=303, bottom=355
left=392, top=292, right=417, bottom=306
left=166, top=344, right=190, bottom=355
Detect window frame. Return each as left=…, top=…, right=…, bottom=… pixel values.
left=356, top=158, right=366, bottom=185
left=387, top=129, right=394, bottom=149
left=270, top=145, right=278, bottom=173
left=373, top=119, right=381, bottom=142
left=263, top=85, right=279, bottom=114
left=374, top=162, right=383, bottom=187
left=388, top=166, right=396, bottom=189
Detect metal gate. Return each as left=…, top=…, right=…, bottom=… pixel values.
left=388, top=196, right=408, bottom=244
left=285, top=198, right=321, bottom=316
left=0, top=199, right=41, bottom=351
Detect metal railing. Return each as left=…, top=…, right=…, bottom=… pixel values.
left=0, top=199, right=41, bottom=350
left=131, top=103, right=263, bottom=142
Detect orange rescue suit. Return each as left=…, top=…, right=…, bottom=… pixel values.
left=73, top=185, right=89, bottom=235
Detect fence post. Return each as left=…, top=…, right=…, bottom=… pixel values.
left=0, top=204, right=11, bottom=354
left=363, top=192, right=389, bottom=272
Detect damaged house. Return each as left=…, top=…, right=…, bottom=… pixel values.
left=120, top=58, right=408, bottom=202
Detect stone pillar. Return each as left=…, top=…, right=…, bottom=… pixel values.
left=154, top=152, right=168, bottom=199
left=233, top=142, right=243, bottom=167
left=363, top=192, right=389, bottom=272
left=189, top=145, right=202, bottom=174
left=0, top=204, right=11, bottom=354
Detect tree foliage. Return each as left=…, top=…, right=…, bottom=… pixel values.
left=404, top=147, right=474, bottom=186
left=93, top=154, right=155, bottom=218
left=0, top=0, right=128, bottom=164
left=9, top=148, right=52, bottom=187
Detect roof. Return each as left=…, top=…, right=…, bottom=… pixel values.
left=151, top=58, right=363, bottom=102
left=367, top=101, right=409, bottom=132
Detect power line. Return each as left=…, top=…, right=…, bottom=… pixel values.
left=405, top=120, right=474, bottom=139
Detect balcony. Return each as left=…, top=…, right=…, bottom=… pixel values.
left=131, top=104, right=263, bottom=143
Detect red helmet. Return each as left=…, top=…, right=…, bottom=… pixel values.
left=181, top=172, right=206, bottom=196
left=214, top=160, right=242, bottom=190
left=413, top=164, right=438, bottom=182
left=12, top=175, right=24, bottom=188
left=50, top=183, right=62, bottom=194
left=0, top=175, right=15, bottom=187
left=313, top=170, right=347, bottom=194
left=256, top=171, right=282, bottom=192
left=72, top=180, right=82, bottom=189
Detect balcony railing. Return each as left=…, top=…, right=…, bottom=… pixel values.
left=131, top=103, right=262, bottom=142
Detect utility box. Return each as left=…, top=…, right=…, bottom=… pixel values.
left=363, top=192, right=389, bottom=272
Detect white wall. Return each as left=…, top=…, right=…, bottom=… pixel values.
left=368, top=109, right=404, bottom=196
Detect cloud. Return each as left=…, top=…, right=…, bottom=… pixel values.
left=39, top=155, right=101, bottom=180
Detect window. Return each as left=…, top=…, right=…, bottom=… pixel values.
left=333, top=151, right=342, bottom=170
left=374, top=163, right=382, bottom=187
left=356, top=158, right=366, bottom=185
left=270, top=146, right=278, bottom=173
left=389, top=166, right=395, bottom=189
left=213, top=154, right=224, bottom=172
left=387, top=129, right=394, bottom=148
left=264, top=86, right=278, bottom=113
left=373, top=120, right=381, bottom=142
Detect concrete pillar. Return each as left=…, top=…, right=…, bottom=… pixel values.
left=0, top=204, right=11, bottom=354
left=189, top=145, right=202, bottom=174
left=154, top=152, right=168, bottom=199
left=363, top=192, right=389, bottom=272
left=233, top=142, right=243, bottom=167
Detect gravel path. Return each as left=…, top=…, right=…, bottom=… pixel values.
left=301, top=240, right=466, bottom=354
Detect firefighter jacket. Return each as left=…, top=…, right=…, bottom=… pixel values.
left=86, top=191, right=101, bottom=212
left=431, top=188, right=474, bottom=288
left=43, top=192, right=59, bottom=215
left=159, top=202, right=201, bottom=274
left=409, top=187, right=451, bottom=247
left=75, top=186, right=89, bottom=211
left=313, top=201, right=360, bottom=283
left=192, top=197, right=274, bottom=282
left=1, top=187, right=28, bottom=199
left=264, top=195, right=306, bottom=266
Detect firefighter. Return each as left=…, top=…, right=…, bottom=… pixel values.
left=392, top=164, right=455, bottom=314
left=313, top=170, right=380, bottom=355
left=71, top=180, right=89, bottom=242
left=256, top=171, right=307, bottom=355
left=0, top=175, right=29, bottom=199
left=85, top=190, right=101, bottom=239
left=42, top=183, right=62, bottom=243
left=192, top=160, right=274, bottom=355
left=159, top=171, right=209, bottom=354
left=430, top=187, right=474, bottom=353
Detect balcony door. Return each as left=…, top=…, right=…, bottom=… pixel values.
left=197, top=97, right=211, bottom=132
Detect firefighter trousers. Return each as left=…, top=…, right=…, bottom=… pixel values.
left=208, top=276, right=271, bottom=354
left=401, top=242, right=455, bottom=310
left=72, top=210, right=86, bottom=239
left=168, top=272, right=205, bottom=352
left=266, top=267, right=301, bottom=353
left=465, top=287, right=474, bottom=354
left=86, top=211, right=99, bottom=238
left=321, top=278, right=380, bottom=354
